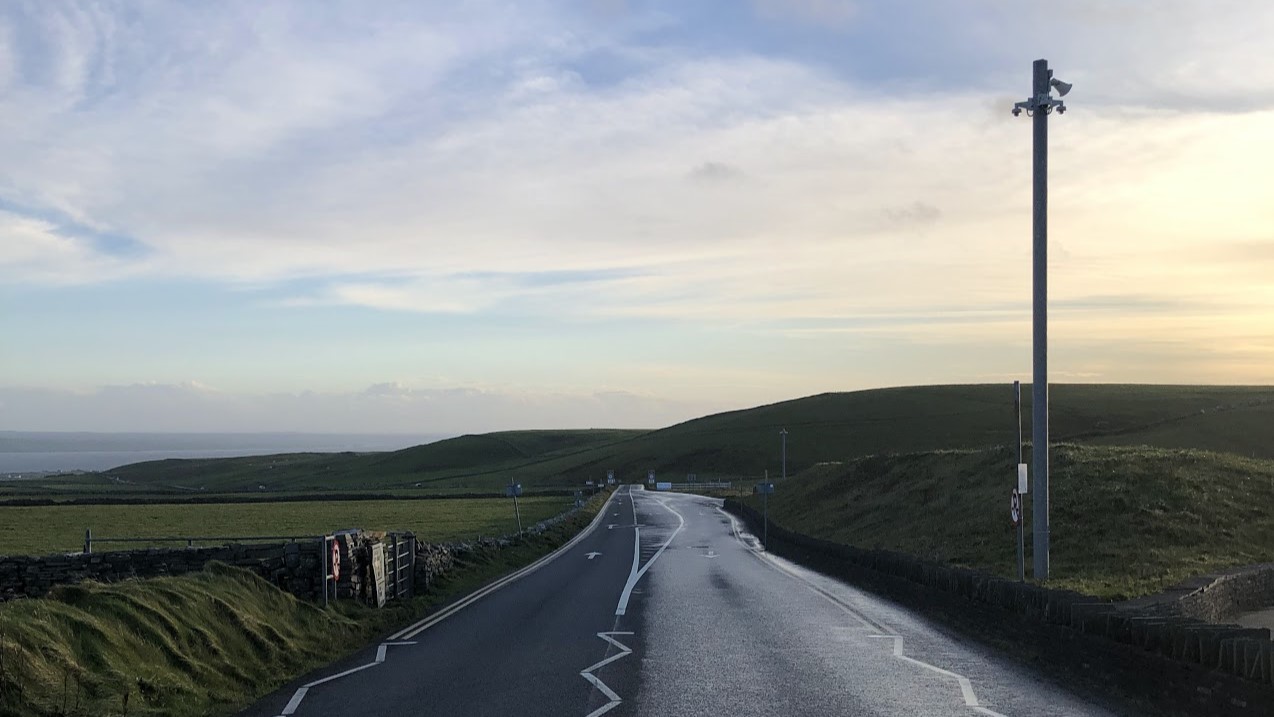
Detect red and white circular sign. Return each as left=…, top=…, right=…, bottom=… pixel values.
left=1010, top=488, right=1022, bottom=526
left=331, top=540, right=342, bottom=581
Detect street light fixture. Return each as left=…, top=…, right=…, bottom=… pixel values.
left=1013, top=59, right=1070, bottom=582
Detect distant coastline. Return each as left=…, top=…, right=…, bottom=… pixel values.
left=0, top=432, right=440, bottom=474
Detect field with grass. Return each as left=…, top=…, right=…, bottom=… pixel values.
left=0, top=496, right=573, bottom=556
left=742, top=443, right=1274, bottom=600
left=96, top=385, right=1274, bottom=493
left=0, top=489, right=614, bottom=717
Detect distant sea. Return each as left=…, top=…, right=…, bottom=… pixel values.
left=0, top=432, right=443, bottom=474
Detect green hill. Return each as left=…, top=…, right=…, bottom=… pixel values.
left=742, top=443, right=1274, bottom=600
left=99, top=384, right=1274, bottom=493
left=104, top=429, right=647, bottom=492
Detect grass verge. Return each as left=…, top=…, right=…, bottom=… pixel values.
left=0, top=490, right=612, bottom=716
left=742, top=443, right=1274, bottom=600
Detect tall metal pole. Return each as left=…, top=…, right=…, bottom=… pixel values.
left=1031, top=59, right=1050, bottom=581
left=780, top=428, right=788, bottom=481
left=1014, top=59, right=1069, bottom=581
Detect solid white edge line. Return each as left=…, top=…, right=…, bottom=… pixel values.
left=869, top=635, right=1007, bottom=717
left=715, top=504, right=1005, bottom=717
left=279, top=489, right=619, bottom=716
left=388, top=487, right=619, bottom=641
left=302, top=662, right=379, bottom=688
left=279, top=687, right=308, bottom=715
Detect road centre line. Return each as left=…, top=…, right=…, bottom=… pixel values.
left=275, top=489, right=619, bottom=716
left=715, top=507, right=1006, bottom=717
left=615, top=494, right=685, bottom=616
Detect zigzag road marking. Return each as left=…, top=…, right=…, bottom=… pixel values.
left=580, top=632, right=635, bottom=717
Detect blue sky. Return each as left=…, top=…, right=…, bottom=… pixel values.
left=2, top=0, right=1272, bottom=433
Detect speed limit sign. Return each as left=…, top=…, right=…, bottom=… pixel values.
left=1010, top=488, right=1022, bottom=526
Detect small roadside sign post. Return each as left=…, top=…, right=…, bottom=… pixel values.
left=1011, top=487, right=1024, bottom=581
left=607, top=470, right=615, bottom=485
left=647, top=469, right=655, bottom=484
left=756, top=482, right=775, bottom=551
left=507, top=480, right=523, bottom=536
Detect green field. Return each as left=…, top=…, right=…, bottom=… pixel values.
left=0, top=496, right=572, bottom=556
left=98, top=385, right=1274, bottom=493
left=743, top=443, right=1274, bottom=600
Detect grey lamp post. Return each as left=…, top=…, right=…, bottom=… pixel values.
left=1013, top=59, right=1071, bottom=581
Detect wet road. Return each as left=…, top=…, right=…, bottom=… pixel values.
left=241, top=487, right=1124, bottom=717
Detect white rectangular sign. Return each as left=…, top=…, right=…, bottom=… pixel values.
left=1017, top=463, right=1028, bottom=494
left=655, top=482, right=672, bottom=491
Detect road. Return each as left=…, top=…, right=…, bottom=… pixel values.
left=242, top=487, right=1124, bottom=717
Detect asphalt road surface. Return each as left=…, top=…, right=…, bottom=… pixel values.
left=242, top=487, right=1125, bottom=717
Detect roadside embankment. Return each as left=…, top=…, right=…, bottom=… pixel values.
left=0, top=489, right=613, bottom=717
left=723, top=500, right=1274, bottom=717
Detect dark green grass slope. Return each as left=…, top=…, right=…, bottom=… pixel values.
left=748, top=443, right=1274, bottom=599
left=96, top=385, right=1274, bottom=493
left=106, top=429, right=646, bottom=492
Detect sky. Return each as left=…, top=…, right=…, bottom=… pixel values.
left=1, top=0, right=1272, bottom=434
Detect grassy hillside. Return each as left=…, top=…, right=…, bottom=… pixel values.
left=94, top=384, right=1274, bottom=493
left=747, top=443, right=1274, bottom=599
left=0, top=563, right=372, bottom=716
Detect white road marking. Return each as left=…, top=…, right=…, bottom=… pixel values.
left=615, top=494, right=685, bottom=616
left=715, top=507, right=1007, bottom=717
left=869, top=636, right=1007, bottom=717
left=279, top=687, right=308, bottom=716
left=607, top=524, right=617, bottom=530
left=587, top=552, right=602, bottom=560
left=703, top=549, right=718, bottom=559
left=275, top=490, right=619, bottom=716
left=580, top=631, right=634, bottom=717
left=393, top=489, right=617, bottom=641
